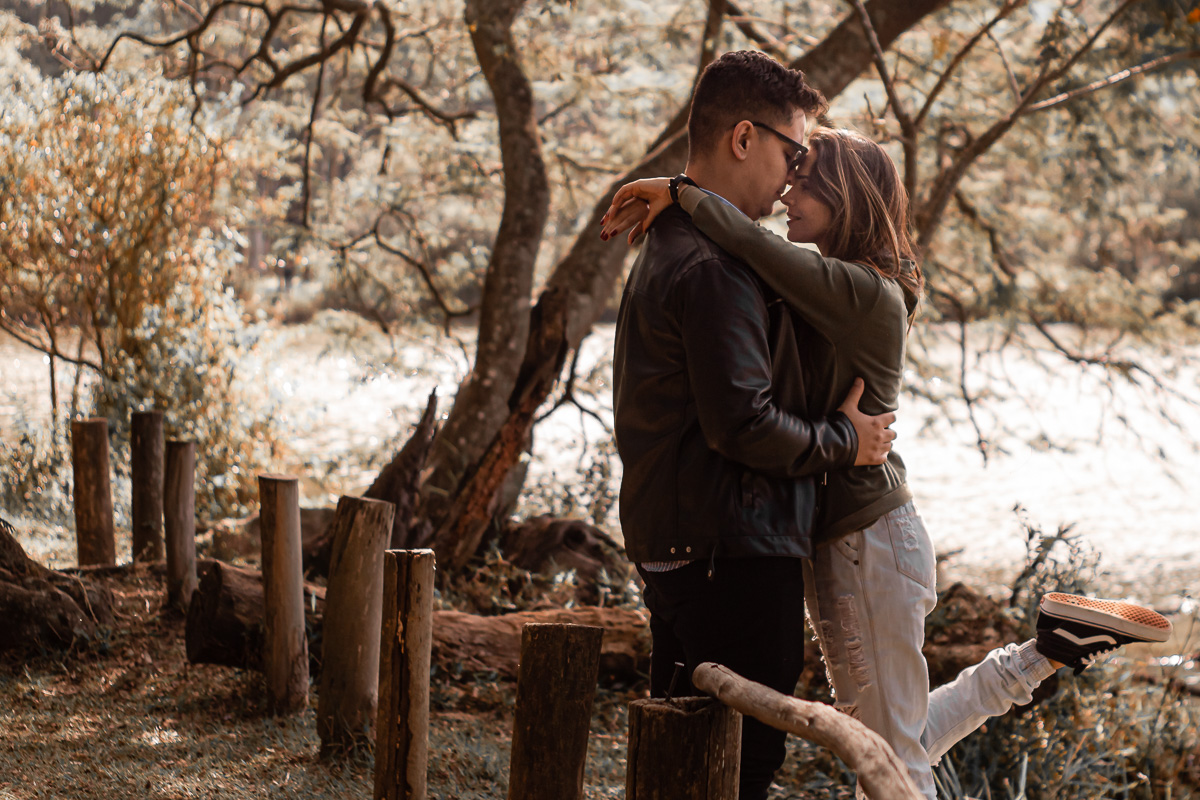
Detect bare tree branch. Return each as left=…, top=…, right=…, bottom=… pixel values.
left=847, top=0, right=920, bottom=200
left=724, top=1, right=788, bottom=60
left=985, top=28, right=1023, bottom=103
left=1026, top=48, right=1200, bottom=114
left=915, top=0, right=1140, bottom=248
left=300, top=15, right=329, bottom=228
left=914, top=1, right=1026, bottom=128
left=644, top=0, right=728, bottom=155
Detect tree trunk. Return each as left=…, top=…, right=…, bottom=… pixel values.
left=420, top=0, right=551, bottom=521
left=362, top=390, right=439, bottom=551
left=407, top=0, right=952, bottom=557
left=130, top=410, right=165, bottom=562
left=431, top=288, right=569, bottom=573
left=625, top=697, right=741, bottom=800
left=317, top=496, right=395, bottom=759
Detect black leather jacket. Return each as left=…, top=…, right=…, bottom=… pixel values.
left=613, top=206, right=859, bottom=564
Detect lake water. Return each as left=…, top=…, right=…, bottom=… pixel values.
left=2, top=318, right=1197, bottom=609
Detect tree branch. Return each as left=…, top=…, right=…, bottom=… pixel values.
left=724, top=1, right=788, bottom=60
left=915, top=0, right=1140, bottom=248
left=847, top=0, right=920, bottom=201
left=1026, top=48, right=1200, bottom=114
left=914, top=1, right=1026, bottom=128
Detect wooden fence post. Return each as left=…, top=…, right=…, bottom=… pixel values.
left=507, top=623, right=604, bottom=800
left=626, top=697, right=741, bottom=800
left=374, top=549, right=435, bottom=800
left=259, top=474, right=309, bottom=715
left=317, top=495, right=396, bottom=758
left=164, top=440, right=198, bottom=610
left=130, top=410, right=165, bottom=562
left=692, top=662, right=923, bottom=800
left=70, top=418, right=115, bottom=567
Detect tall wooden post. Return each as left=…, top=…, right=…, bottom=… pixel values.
left=626, top=697, right=741, bottom=800
left=317, top=495, right=396, bottom=758
left=70, top=418, right=115, bottom=567
left=374, top=549, right=435, bottom=800
left=259, top=474, right=309, bottom=715
left=507, top=623, right=604, bottom=800
left=164, top=440, right=198, bottom=610
left=131, top=410, right=165, bottom=562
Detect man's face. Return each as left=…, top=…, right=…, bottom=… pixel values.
left=745, top=108, right=808, bottom=220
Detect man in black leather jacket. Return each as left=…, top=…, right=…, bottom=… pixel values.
left=612, top=51, right=897, bottom=799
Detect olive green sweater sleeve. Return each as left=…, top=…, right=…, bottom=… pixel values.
left=679, top=183, right=886, bottom=342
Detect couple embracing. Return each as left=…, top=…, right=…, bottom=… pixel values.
left=603, top=51, right=1170, bottom=800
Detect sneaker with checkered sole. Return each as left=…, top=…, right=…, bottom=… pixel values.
left=1035, top=592, right=1173, bottom=674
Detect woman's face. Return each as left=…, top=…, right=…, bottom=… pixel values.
left=782, top=151, right=834, bottom=251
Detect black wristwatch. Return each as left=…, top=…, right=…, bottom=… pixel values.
left=669, top=173, right=697, bottom=205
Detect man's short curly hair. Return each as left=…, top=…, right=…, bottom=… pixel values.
left=687, top=50, right=827, bottom=158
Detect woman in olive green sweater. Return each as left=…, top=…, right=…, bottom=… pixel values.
left=601, top=127, right=1170, bottom=799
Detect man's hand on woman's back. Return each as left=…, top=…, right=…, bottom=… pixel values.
left=837, top=377, right=896, bottom=466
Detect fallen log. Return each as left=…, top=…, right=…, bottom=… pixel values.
left=0, top=517, right=113, bottom=653
left=185, top=559, right=326, bottom=672
left=433, top=607, right=648, bottom=679
left=183, top=558, right=649, bottom=679
left=182, top=565, right=1021, bottom=690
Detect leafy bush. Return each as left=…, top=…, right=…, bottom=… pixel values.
left=0, top=71, right=279, bottom=521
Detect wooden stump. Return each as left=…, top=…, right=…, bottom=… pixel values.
left=130, top=410, right=165, bottom=562
left=507, top=623, right=604, bottom=800
left=375, top=549, right=435, bottom=800
left=164, top=440, right=198, bottom=610
left=692, top=663, right=923, bottom=800
left=70, top=418, right=115, bottom=567
left=626, top=697, right=741, bottom=800
left=317, top=495, right=396, bottom=759
left=259, top=474, right=309, bottom=715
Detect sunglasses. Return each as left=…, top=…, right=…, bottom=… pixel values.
left=750, top=121, right=809, bottom=173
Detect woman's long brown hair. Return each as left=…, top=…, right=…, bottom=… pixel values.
left=803, top=127, right=923, bottom=317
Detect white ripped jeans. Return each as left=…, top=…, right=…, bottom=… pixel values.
left=803, top=502, right=1057, bottom=799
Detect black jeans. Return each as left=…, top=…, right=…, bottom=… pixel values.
left=638, top=557, right=807, bottom=800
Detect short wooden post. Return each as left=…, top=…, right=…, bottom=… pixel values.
left=507, top=623, right=604, bottom=800
left=317, top=495, right=396, bottom=758
left=70, top=418, right=115, bottom=567
left=374, top=549, right=435, bottom=800
left=626, top=696, right=741, bottom=800
left=692, top=662, right=923, bottom=799
left=131, top=410, right=165, bottom=562
left=164, top=440, right=198, bottom=610
left=259, top=474, right=309, bottom=715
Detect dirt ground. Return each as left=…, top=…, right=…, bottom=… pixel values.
left=0, top=567, right=634, bottom=800
left=4, top=565, right=1197, bottom=800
